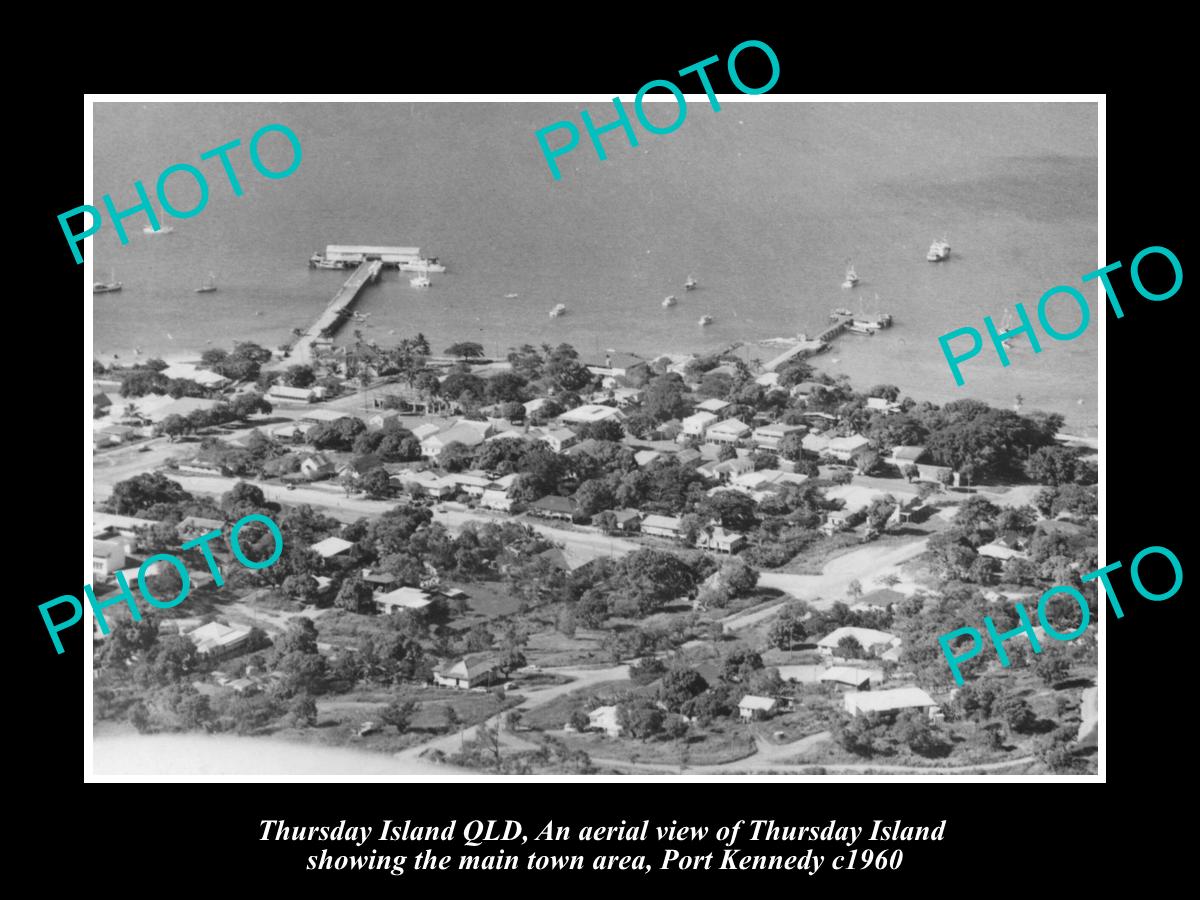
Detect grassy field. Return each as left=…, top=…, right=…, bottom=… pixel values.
left=521, top=678, right=641, bottom=731
left=524, top=628, right=608, bottom=667
left=294, top=684, right=524, bottom=754
left=548, top=724, right=756, bottom=766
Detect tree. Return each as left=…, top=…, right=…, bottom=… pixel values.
left=1025, top=445, right=1079, bottom=486
left=997, top=695, right=1037, bottom=734
left=720, top=558, right=759, bottom=597
left=288, top=693, right=319, bottom=727
left=575, top=419, right=625, bottom=442
left=1034, top=654, right=1071, bottom=688
left=643, top=374, right=690, bottom=422
left=832, top=712, right=884, bottom=757
left=445, top=341, right=485, bottom=359
left=768, top=604, right=808, bottom=651
left=379, top=699, right=418, bottom=733
left=836, top=636, right=866, bottom=659
left=156, top=413, right=192, bottom=442
left=108, top=472, right=192, bottom=516
left=174, top=691, right=213, bottom=730
left=281, top=573, right=320, bottom=604
left=721, top=648, right=763, bottom=683
left=629, top=656, right=667, bottom=685
left=893, top=710, right=949, bottom=757
left=221, top=480, right=269, bottom=516
left=568, top=709, right=590, bottom=732
left=698, top=491, right=758, bottom=531
left=334, top=575, right=375, bottom=614
left=275, top=618, right=320, bottom=656
left=617, top=700, right=664, bottom=740
left=659, top=668, right=709, bottom=712
left=855, top=449, right=881, bottom=476
left=282, top=364, right=316, bottom=388
left=846, top=579, right=864, bottom=601
left=361, top=467, right=393, bottom=499
left=309, top=416, right=367, bottom=451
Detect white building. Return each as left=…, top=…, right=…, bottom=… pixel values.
left=559, top=404, right=626, bottom=426
left=680, top=411, right=718, bottom=438
left=738, top=695, right=778, bottom=720
left=587, top=705, right=622, bottom=737
left=817, top=626, right=901, bottom=658
left=844, top=687, right=939, bottom=719
left=92, top=539, right=126, bottom=579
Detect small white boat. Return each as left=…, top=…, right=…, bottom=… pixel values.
left=195, top=272, right=217, bottom=294
left=927, top=237, right=951, bottom=261
left=144, top=223, right=175, bottom=235
left=698, top=314, right=714, bottom=326
left=847, top=321, right=878, bottom=335
left=999, top=308, right=1014, bottom=348
left=93, top=268, right=122, bottom=294
left=410, top=274, right=432, bottom=288
left=662, top=295, right=677, bottom=308
left=831, top=307, right=853, bottom=318
left=841, top=264, right=859, bottom=289
left=504, top=293, right=520, bottom=299
left=549, top=303, right=567, bottom=318
left=685, top=276, right=698, bottom=291
left=399, top=258, right=447, bottom=274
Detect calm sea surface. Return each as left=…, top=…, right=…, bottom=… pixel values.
left=92, top=102, right=1098, bottom=431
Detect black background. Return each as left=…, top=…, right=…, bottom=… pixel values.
left=21, top=25, right=1187, bottom=885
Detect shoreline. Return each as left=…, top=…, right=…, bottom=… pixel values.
left=91, top=333, right=1098, bottom=438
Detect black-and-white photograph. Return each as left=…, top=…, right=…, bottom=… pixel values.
left=88, top=98, right=1099, bottom=778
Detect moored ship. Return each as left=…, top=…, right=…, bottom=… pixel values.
left=549, top=303, right=567, bottom=318
left=94, top=269, right=122, bottom=294
left=310, top=251, right=350, bottom=270
left=927, top=237, right=951, bottom=261
left=684, top=275, right=698, bottom=291
left=399, top=257, right=447, bottom=273
left=841, top=264, right=859, bottom=289
left=698, top=314, right=714, bottom=326
left=662, top=295, right=677, bottom=308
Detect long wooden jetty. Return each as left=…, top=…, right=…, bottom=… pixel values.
left=278, top=259, right=383, bottom=366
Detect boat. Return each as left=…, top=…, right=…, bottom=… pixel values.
left=698, top=314, right=714, bottom=326
left=841, top=264, right=859, bottom=289
left=410, top=274, right=432, bottom=288
left=830, top=307, right=853, bottom=319
left=309, top=251, right=349, bottom=270
left=685, top=276, right=698, bottom=291
left=398, top=258, right=447, bottom=274
left=847, top=321, right=878, bottom=335
left=93, top=269, right=122, bottom=294
left=927, top=236, right=951, bottom=261
left=144, top=223, right=174, bottom=235
left=549, top=303, right=567, bottom=318
left=662, top=295, right=677, bottom=308
left=504, top=293, right=520, bottom=299
left=998, top=308, right=1014, bottom=348
left=195, top=272, right=217, bottom=294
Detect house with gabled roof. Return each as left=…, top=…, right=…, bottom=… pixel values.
left=433, top=654, right=504, bottom=690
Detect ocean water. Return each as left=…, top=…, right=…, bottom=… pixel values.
left=91, top=101, right=1098, bottom=431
